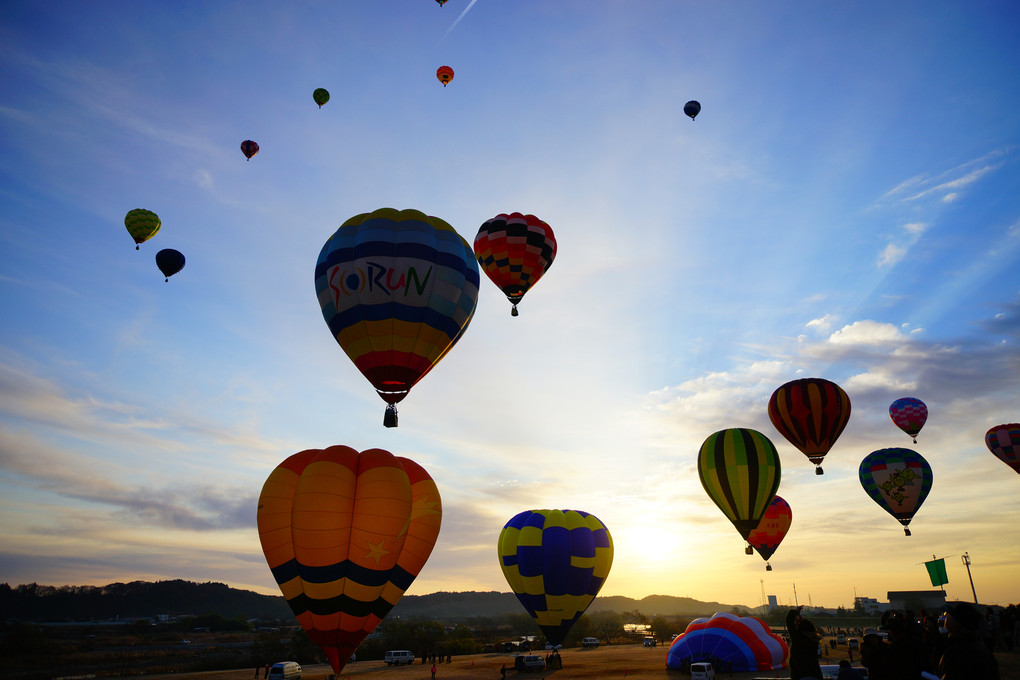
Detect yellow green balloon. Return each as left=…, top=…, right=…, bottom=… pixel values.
left=124, top=209, right=161, bottom=250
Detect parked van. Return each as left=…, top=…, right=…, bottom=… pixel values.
left=690, top=661, right=715, bottom=680
left=582, top=636, right=600, bottom=648
left=384, top=650, right=415, bottom=666
left=514, top=655, right=546, bottom=672
left=267, top=662, right=301, bottom=680
left=643, top=636, right=657, bottom=647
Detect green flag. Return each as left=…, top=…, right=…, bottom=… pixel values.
left=925, top=558, right=948, bottom=587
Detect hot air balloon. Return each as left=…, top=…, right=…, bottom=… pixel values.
left=257, top=445, right=441, bottom=676
left=768, top=377, right=851, bottom=475
left=474, top=212, right=556, bottom=316
left=698, top=428, right=782, bottom=550
left=124, top=208, right=161, bottom=250
left=985, top=423, right=1020, bottom=474
left=155, top=248, right=185, bottom=282
left=859, top=447, right=933, bottom=536
left=667, top=613, right=788, bottom=672
left=313, top=88, right=330, bottom=108
left=241, top=139, right=259, bottom=160
left=889, top=397, right=927, bottom=443
left=314, top=208, right=479, bottom=427
left=683, top=100, right=701, bottom=120
left=747, top=495, right=792, bottom=572
left=436, top=65, right=454, bottom=86
left=498, top=509, right=613, bottom=648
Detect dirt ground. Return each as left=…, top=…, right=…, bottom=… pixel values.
left=122, top=642, right=1020, bottom=680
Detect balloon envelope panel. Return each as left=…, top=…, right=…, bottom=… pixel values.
left=155, top=249, right=185, bottom=279
left=985, top=423, right=1020, bottom=474
left=667, top=612, right=787, bottom=672
left=474, top=212, right=556, bottom=308
left=698, top=428, right=781, bottom=539
left=498, top=509, right=613, bottom=646
left=125, top=208, right=161, bottom=247
left=257, top=445, right=441, bottom=674
left=768, top=378, right=851, bottom=467
left=859, top=447, right=933, bottom=527
left=747, top=495, right=791, bottom=562
left=889, top=397, right=927, bottom=439
left=314, top=208, right=479, bottom=405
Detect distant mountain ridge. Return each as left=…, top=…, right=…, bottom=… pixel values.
left=0, top=580, right=749, bottom=623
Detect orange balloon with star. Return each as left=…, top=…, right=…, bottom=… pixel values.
left=257, top=446, right=442, bottom=675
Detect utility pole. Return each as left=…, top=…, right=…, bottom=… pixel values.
left=761, top=579, right=767, bottom=609
left=793, top=583, right=799, bottom=607
left=962, top=552, right=978, bottom=603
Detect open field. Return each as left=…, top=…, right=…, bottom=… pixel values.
left=123, top=642, right=1020, bottom=680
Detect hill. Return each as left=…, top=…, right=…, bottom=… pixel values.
left=0, top=580, right=752, bottom=623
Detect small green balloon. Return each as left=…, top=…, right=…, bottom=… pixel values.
left=313, top=88, right=330, bottom=108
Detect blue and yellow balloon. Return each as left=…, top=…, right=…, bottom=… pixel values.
left=498, top=509, right=613, bottom=647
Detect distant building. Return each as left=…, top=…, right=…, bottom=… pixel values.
left=854, top=596, right=886, bottom=614
left=767, top=595, right=778, bottom=611
left=887, top=590, right=946, bottom=613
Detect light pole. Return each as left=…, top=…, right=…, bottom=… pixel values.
left=961, top=552, right=978, bottom=604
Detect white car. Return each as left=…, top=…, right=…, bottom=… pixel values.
left=384, top=650, right=415, bottom=666
left=690, top=661, right=715, bottom=680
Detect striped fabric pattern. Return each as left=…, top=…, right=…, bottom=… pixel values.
left=257, top=445, right=441, bottom=675
left=768, top=377, right=851, bottom=469
left=314, top=208, right=479, bottom=405
left=698, top=428, right=781, bottom=540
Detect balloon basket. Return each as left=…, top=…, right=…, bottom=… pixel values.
left=815, top=466, right=824, bottom=475
left=745, top=543, right=754, bottom=555
left=904, top=527, right=911, bottom=536
left=511, top=305, right=519, bottom=317
left=384, top=404, right=398, bottom=428
left=766, top=563, right=772, bottom=572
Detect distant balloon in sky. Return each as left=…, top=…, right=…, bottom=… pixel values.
left=314, top=207, right=479, bottom=427
left=124, top=208, right=161, bottom=250
left=698, top=428, right=781, bottom=546
left=498, top=509, right=613, bottom=648
left=889, top=397, right=927, bottom=443
left=667, top=612, right=788, bottom=673
left=240, top=139, right=259, bottom=160
left=746, top=495, right=791, bottom=572
left=155, top=248, right=185, bottom=282
left=257, top=445, right=441, bottom=676
left=985, top=423, right=1020, bottom=474
left=768, top=377, right=851, bottom=475
left=474, top=212, right=557, bottom=316
left=684, top=100, right=701, bottom=120
left=313, top=88, right=330, bottom=108
left=436, top=65, right=454, bottom=86
left=859, top=447, right=933, bottom=536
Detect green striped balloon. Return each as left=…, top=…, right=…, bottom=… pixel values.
left=698, top=428, right=782, bottom=540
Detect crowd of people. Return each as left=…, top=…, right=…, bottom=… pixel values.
left=786, top=602, right=1016, bottom=679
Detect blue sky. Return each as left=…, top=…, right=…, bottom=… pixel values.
left=1, top=1, right=1019, bottom=611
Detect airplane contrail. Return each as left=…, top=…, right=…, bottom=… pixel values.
left=442, top=0, right=480, bottom=40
